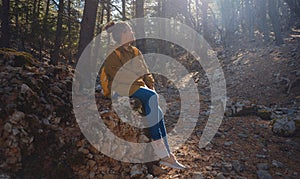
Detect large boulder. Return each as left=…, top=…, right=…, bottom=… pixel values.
left=272, top=117, right=296, bottom=137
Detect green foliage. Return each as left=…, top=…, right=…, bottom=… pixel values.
left=2, top=0, right=299, bottom=64
left=7, top=0, right=83, bottom=62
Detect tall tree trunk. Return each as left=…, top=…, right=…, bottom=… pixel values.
left=268, top=0, right=284, bottom=45
left=135, top=0, right=145, bottom=53
left=35, top=0, right=43, bottom=59
left=99, top=2, right=105, bottom=25
left=14, top=0, right=21, bottom=49
left=188, top=0, right=192, bottom=15
left=51, top=0, right=65, bottom=65
left=77, top=0, right=99, bottom=61
left=182, top=0, right=193, bottom=27
left=158, top=0, right=167, bottom=54
left=219, top=0, right=236, bottom=47
left=22, top=4, right=30, bottom=50
left=76, top=0, right=99, bottom=90
left=41, top=0, right=51, bottom=60
left=107, top=0, right=111, bottom=23
left=96, top=5, right=103, bottom=34
left=1, top=0, right=11, bottom=48
left=32, top=0, right=37, bottom=15
left=67, top=0, right=72, bottom=64
left=122, top=0, right=126, bottom=20
left=29, top=0, right=42, bottom=53
left=195, top=0, right=200, bottom=30
left=37, top=0, right=41, bottom=15
left=201, top=0, right=209, bottom=42
left=105, top=0, right=111, bottom=46
left=245, top=0, right=254, bottom=41
left=255, top=0, right=269, bottom=42
left=284, top=0, right=300, bottom=18
left=30, top=0, right=38, bottom=43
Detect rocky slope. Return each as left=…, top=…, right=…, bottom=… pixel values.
left=0, top=34, right=300, bottom=179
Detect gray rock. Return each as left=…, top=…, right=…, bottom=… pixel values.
left=50, top=85, right=63, bottom=94
left=211, top=170, right=218, bottom=176
left=257, top=170, right=272, bottom=179
left=232, top=160, right=244, bottom=173
left=205, top=166, right=213, bottom=171
left=9, top=111, right=25, bottom=124
left=258, top=124, right=269, bottom=129
left=254, top=134, right=260, bottom=138
left=89, top=171, right=95, bottom=178
left=293, top=172, right=298, bottom=176
left=4, top=123, right=12, bottom=133
left=221, top=162, right=232, bottom=172
left=146, top=174, right=154, bottom=179
left=256, top=154, right=268, bottom=159
left=42, top=118, right=50, bottom=125
left=224, top=141, right=233, bottom=146
left=20, top=83, right=32, bottom=94
left=205, top=145, right=212, bottom=151
left=192, top=172, right=204, bottom=179
left=272, top=117, right=296, bottom=136
left=216, top=173, right=226, bottom=179
left=0, top=173, right=11, bottom=179
left=130, top=164, right=147, bottom=178
left=272, top=160, right=284, bottom=168
left=12, top=128, right=20, bottom=135
left=238, top=133, right=249, bottom=139
left=257, top=163, right=269, bottom=170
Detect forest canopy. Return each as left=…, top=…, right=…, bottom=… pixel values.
left=0, top=0, right=299, bottom=65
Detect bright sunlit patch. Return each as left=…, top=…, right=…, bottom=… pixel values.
left=290, top=34, right=300, bottom=38
left=291, top=28, right=300, bottom=33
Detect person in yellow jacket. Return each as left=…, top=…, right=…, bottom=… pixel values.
left=103, top=21, right=186, bottom=169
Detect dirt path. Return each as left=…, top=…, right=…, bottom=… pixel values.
left=156, top=37, right=300, bottom=178
left=158, top=116, right=299, bottom=178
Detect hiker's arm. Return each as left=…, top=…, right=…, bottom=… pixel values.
left=144, top=74, right=155, bottom=90
left=137, top=54, right=155, bottom=90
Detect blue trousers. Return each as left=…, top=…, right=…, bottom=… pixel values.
left=131, top=87, right=171, bottom=154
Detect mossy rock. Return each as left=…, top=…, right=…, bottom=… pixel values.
left=0, top=48, right=38, bottom=67
left=234, top=106, right=258, bottom=116
left=272, top=117, right=296, bottom=137
left=0, top=48, right=17, bottom=53
left=257, top=109, right=272, bottom=120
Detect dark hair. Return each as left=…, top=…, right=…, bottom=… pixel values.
left=104, top=21, right=132, bottom=43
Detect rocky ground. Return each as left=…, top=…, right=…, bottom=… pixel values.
left=0, top=32, right=300, bottom=179
left=157, top=35, right=300, bottom=179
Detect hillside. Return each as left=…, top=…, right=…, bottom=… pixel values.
left=0, top=34, right=300, bottom=178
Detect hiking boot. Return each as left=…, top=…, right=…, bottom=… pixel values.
left=159, top=153, right=186, bottom=169
left=151, top=139, right=186, bottom=169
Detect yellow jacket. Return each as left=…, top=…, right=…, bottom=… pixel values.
left=104, top=45, right=155, bottom=96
